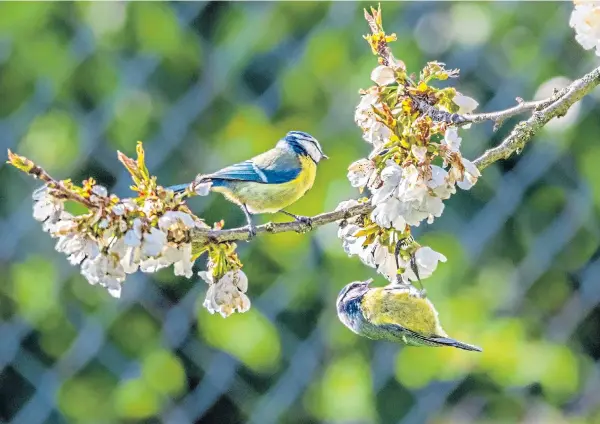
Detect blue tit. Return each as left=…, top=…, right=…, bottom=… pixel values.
left=169, top=130, right=327, bottom=238
left=337, top=279, right=482, bottom=351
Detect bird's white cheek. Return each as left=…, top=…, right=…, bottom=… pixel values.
left=299, top=140, right=322, bottom=163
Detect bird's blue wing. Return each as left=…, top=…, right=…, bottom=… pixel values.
left=208, top=161, right=267, bottom=183
left=208, top=150, right=301, bottom=184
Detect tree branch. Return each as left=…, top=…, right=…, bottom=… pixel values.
left=192, top=65, right=600, bottom=244
left=461, top=86, right=572, bottom=130
left=191, top=202, right=373, bottom=245
left=473, top=65, right=600, bottom=170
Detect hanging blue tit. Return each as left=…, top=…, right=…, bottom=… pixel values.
left=169, top=130, right=328, bottom=238
left=337, top=279, right=482, bottom=351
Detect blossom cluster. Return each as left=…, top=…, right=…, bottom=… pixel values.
left=200, top=267, right=251, bottom=317
left=570, top=1, right=600, bottom=57
left=32, top=183, right=201, bottom=298
left=339, top=7, right=480, bottom=286
left=337, top=200, right=447, bottom=284
left=9, top=144, right=250, bottom=317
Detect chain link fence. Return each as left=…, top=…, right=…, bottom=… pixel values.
left=1, top=2, right=600, bottom=423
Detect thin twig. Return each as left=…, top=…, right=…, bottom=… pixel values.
left=461, top=86, right=571, bottom=129
left=473, top=65, right=600, bottom=170
left=7, top=150, right=95, bottom=208
left=191, top=202, right=373, bottom=245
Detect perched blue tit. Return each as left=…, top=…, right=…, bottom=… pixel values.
left=170, top=131, right=327, bottom=237
left=337, top=280, right=482, bottom=351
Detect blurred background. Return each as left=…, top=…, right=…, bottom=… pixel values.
left=1, top=1, right=600, bottom=423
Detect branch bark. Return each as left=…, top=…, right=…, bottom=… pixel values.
left=473, top=65, right=600, bottom=170
left=192, top=65, right=600, bottom=244
left=461, top=85, right=573, bottom=130
left=191, top=202, right=373, bottom=244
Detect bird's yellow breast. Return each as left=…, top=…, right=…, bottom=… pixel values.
left=212, top=155, right=317, bottom=214
left=361, top=288, right=446, bottom=336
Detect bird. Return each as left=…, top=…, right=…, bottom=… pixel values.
left=169, top=130, right=327, bottom=238
left=336, top=279, right=482, bottom=351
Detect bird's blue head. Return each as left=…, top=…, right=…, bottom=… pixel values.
left=281, top=130, right=328, bottom=163
left=336, top=279, right=371, bottom=330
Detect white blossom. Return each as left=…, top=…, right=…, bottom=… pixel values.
left=158, top=211, right=195, bottom=232
left=443, top=127, right=462, bottom=152
left=121, top=242, right=141, bottom=273
left=370, top=65, right=396, bottom=86
left=124, top=219, right=143, bottom=247
left=453, top=93, right=479, bottom=114
left=163, top=244, right=194, bottom=278
left=141, top=199, right=158, bottom=217
left=456, top=158, right=481, bottom=190
left=112, top=203, right=126, bottom=216
left=139, top=256, right=171, bottom=273
left=32, top=186, right=64, bottom=224
left=372, top=241, right=399, bottom=282
left=81, top=254, right=125, bottom=298
left=118, top=218, right=143, bottom=273
left=371, top=197, right=407, bottom=229
left=347, top=158, right=376, bottom=189
left=365, top=123, right=392, bottom=154
left=355, top=88, right=392, bottom=150
left=370, top=162, right=448, bottom=227
left=200, top=269, right=251, bottom=317
left=404, top=246, right=447, bottom=281
left=418, top=195, right=445, bottom=225
left=396, top=165, right=428, bottom=203
left=56, top=232, right=100, bottom=265
left=428, top=165, right=455, bottom=199
left=338, top=223, right=368, bottom=257
left=91, top=185, right=108, bottom=197
left=194, top=182, right=212, bottom=196
left=411, top=145, right=428, bottom=163
left=141, top=227, right=166, bottom=257
left=46, top=212, right=77, bottom=235
left=371, top=161, right=403, bottom=204
left=355, top=90, right=379, bottom=127
left=570, top=2, right=600, bottom=56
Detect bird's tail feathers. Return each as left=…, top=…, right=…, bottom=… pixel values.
left=430, top=336, right=483, bottom=352
left=168, top=176, right=212, bottom=194
left=398, top=326, right=482, bottom=352
left=169, top=183, right=190, bottom=194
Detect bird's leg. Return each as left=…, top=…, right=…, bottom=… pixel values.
left=394, top=239, right=425, bottom=295
left=241, top=204, right=257, bottom=239
left=409, top=254, right=425, bottom=295
left=394, top=240, right=405, bottom=286
left=279, top=210, right=312, bottom=228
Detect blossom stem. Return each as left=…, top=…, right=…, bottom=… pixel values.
left=7, top=150, right=95, bottom=208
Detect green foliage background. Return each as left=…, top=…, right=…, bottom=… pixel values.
left=1, top=2, right=600, bottom=423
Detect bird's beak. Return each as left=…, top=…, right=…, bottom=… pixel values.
left=322, top=154, right=329, bottom=160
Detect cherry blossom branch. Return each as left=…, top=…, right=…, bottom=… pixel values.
left=188, top=11, right=600, bottom=246
left=14, top=59, right=597, bottom=248
left=10, top=7, right=600, bottom=249
left=473, top=65, right=600, bottom=170
left=462, top=97, right=559, bottom=129
left=7, top=150, right=95, bottom=208
left=191, top=202, right=373, bottom=245
left=189, top=66, right=600, bottom=245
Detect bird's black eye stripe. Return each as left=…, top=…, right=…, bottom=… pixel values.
left=337, top=283, right=365, bottom=304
